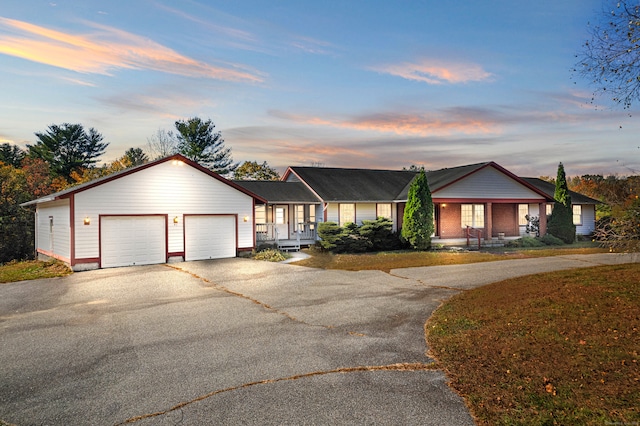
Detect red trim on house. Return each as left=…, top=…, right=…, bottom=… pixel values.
left=168, top=252, right=184, bottom=258
left=281, top=167, right=324, bottom=202
left=74, top=257, right=99, bottom=264
left=432, top=162, right=554, bottom=201
left=30, top=154, right=266, bottom=205
left=37, top=249, right=70, bottom=264
left=237, top=247, right=253, bottom=252
left=434, top=198, right=546, bottom=204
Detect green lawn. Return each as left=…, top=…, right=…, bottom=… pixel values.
left=293, top=244, right=608, bottom=272
left=0, top=260, right=71, bottom=283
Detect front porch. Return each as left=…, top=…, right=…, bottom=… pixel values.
left=256, top=222, right=317, bottom=252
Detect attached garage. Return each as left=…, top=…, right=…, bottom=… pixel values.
left=101, top=216, right=167, bottom=268
left=184, top=215, right=236, bottom=261
left=22, top=154, right=265, bottom=271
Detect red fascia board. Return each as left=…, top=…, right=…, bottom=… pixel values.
left=47, top=154, right=266, bottom=204
left=280, top=167, right=324, bottom=203
left=432, top=162, right=555, bottom=202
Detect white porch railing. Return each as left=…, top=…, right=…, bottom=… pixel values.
left=256, top=222, right=317, bottom=242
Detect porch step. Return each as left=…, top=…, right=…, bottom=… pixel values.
left=278, top=243, right=300, bottom=252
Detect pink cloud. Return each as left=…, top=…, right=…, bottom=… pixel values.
left=270, top=110, right=499, bottom=136
left=374, top=59, right=492, bottom=84
left=0, top=17, right=263, bottom=82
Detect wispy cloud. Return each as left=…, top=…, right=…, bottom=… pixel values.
left=0, top=16, right=264, bottom=82
left=373, top=58, right=492, bottom=84
left=269, top=108, right=501, bottom=136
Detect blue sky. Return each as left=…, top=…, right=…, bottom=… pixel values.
left=1, top=0, right=638, bottom=177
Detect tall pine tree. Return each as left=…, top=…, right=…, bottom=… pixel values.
left=175, top=117, right=237, bottom=175
left=401, top=169, right=434, bottom=250
left=547, top=162, right=576, bottom=243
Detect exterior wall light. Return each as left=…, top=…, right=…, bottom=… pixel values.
left=83, top=217, right=91, bottom=225
left=243, top=215, right=250, bottom=222
left=173, top=216, right=179, bottom=224
left=441, top=203, right=447, bottom=208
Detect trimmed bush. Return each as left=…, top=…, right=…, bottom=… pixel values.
left=539, top=234, right=564, bottom=246
left=317, top=218, right=403, bottom=253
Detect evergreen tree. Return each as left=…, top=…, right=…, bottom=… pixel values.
left=175, top=117, right=237, bottom=175
left=401, top=169, right=434, bottom=250
left=547, top=162, right=576, bottom=243
left=28, top=123, right=108, bottom=182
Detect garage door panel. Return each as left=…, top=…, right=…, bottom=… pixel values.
left=185, top=215, right=236, bottom=261
left=101, top=216, right=166, bottom=268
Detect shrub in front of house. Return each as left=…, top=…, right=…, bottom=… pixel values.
left=539, top=234, right=564, bottom=246
left=317, top=218, right=403, bottom=253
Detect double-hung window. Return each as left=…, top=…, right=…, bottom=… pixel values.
left=376, top=203, right=392, bottom=219
left=461, top=204, right=484, bottom=228
left=339, top=203, right=355, bottom=226
left=572, top=205, right=582, bottom=225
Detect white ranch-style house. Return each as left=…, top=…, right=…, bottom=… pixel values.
left=23, top=155, right=599, bottom=270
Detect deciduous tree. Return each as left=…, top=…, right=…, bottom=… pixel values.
left=146, top=128, right=177, bottom=160
left=234, top=161, right=280, bottom=180
left=575, top=1, right=640, bottom=108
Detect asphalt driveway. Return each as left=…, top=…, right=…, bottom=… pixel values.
left=1, top=253, right=637, bottom=425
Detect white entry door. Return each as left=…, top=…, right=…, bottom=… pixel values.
left=275, top=206, right=288, bottom=240
left=101, top=216, right=166, bottom=268
left=184, top=215, right=236, bottom=261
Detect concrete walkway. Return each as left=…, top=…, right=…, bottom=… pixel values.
left=0, top=253, right=637, bottom=425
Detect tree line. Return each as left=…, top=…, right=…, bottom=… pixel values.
left=0, top=117, right=280, bottom=264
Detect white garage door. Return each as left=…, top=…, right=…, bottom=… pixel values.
left=185, top=215, right=236, bottom=261
left=101, top=216, right=166, bottom=268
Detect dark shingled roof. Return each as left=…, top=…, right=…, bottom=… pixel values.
left=233, top=181, right=320, bottom=203
left=522, top=178, right=600, bottom=204
left=285, top=167, right=418, bottom=202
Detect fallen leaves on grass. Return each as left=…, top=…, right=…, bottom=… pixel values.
left=426, top=263, right=640, bottom=425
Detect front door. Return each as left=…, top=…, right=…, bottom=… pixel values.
left=275, top=206, right=288, bottom=240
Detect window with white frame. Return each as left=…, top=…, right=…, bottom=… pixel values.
left=376, top=203, right=392, bottom=219
left=255, top=205, right=266, bottom=224
left=461, top=204, right=484, bottom=228
left=339, top=203, right=355, bottom=226
left=518, top=204, right=529, bottom=226
left=572, top=205, right=582, bottom=225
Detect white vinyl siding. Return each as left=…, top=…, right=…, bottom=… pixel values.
left=576, top=204, right=596, bottom=235
left=461, top=204, right=484, bottom=228
left=436, top=166, right=542, bottom=199
left=73, top=160, right=254, bottom=260
left=35, top=199, right=70, bottom=262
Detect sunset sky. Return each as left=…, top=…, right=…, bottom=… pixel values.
left=1, top=0, right=638, bottom=177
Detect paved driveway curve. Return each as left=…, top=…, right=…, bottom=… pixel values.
left=0, top=253, right=637, bottom=425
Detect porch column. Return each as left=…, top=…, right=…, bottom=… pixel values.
left=539, top=202, right=547, bottom=236
left=485, top=202, right=492, bottom=241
